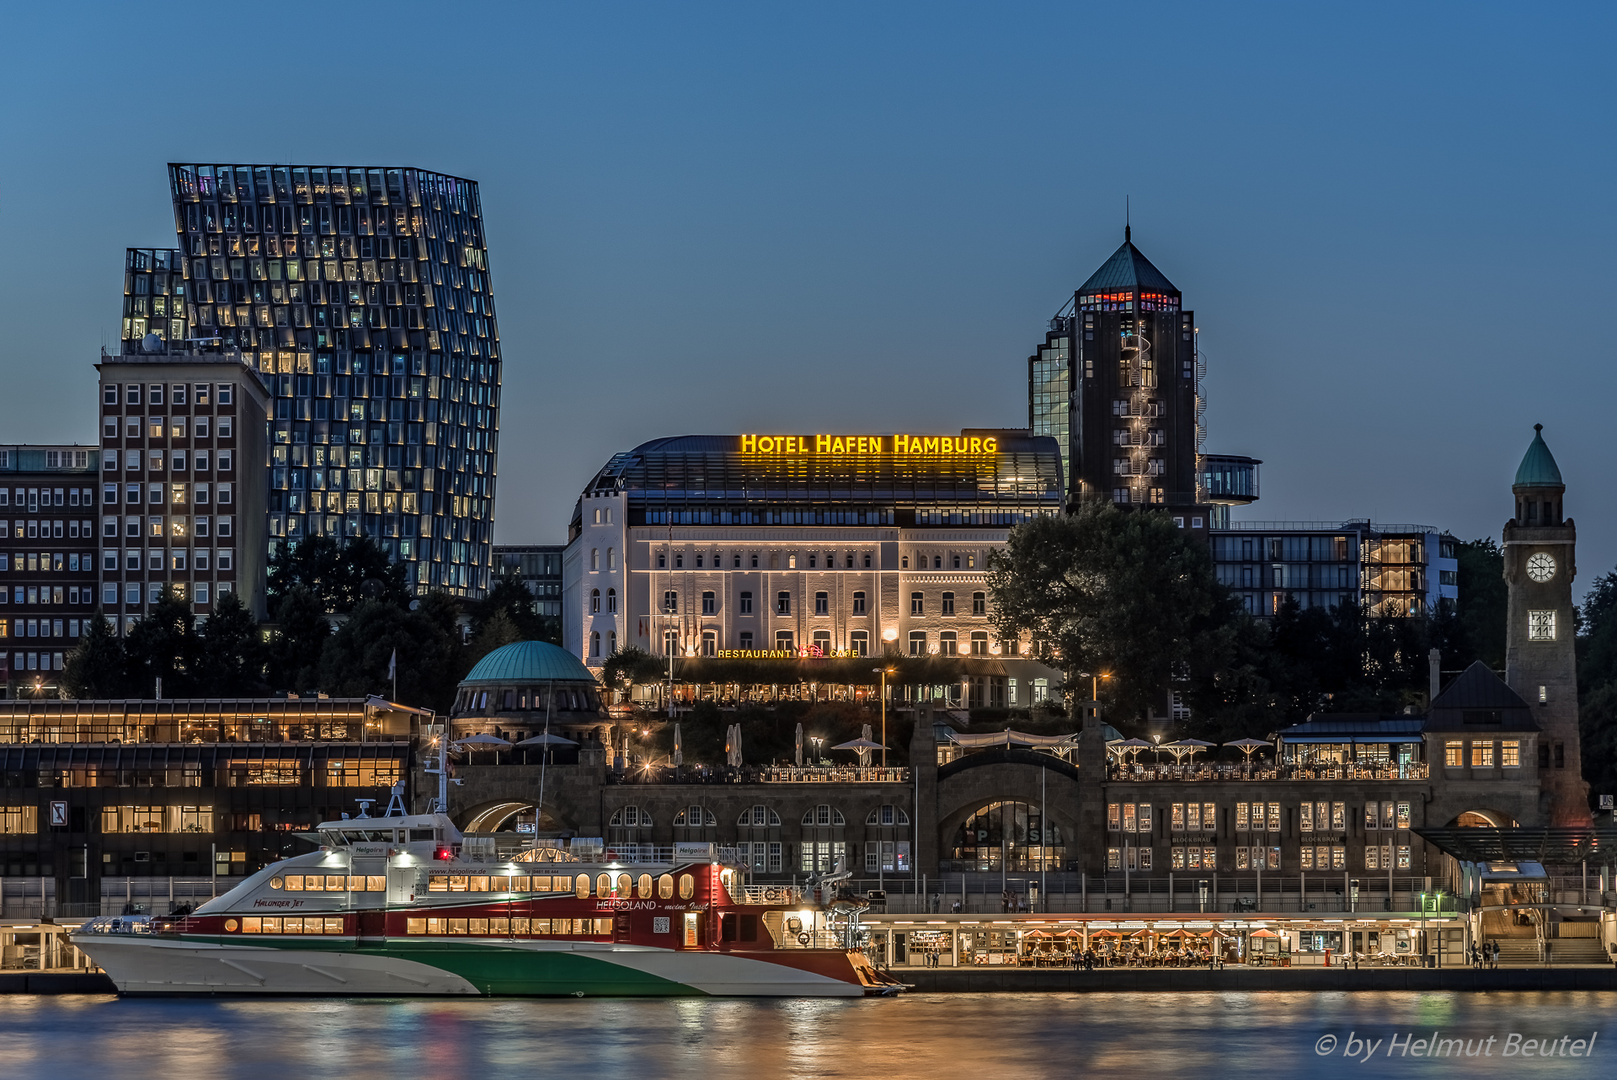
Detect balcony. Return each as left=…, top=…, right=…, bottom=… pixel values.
left=1106, top=762, right=1429, bottom=783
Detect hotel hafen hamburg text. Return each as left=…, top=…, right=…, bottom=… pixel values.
left=564, top=431, right=1064, bottom=701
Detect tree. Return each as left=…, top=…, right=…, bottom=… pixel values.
left=470, top=572, right=558, bottom=644
left=123, top=588, right=201, bottom=697
left=62, top=612, right=130, bottom=698
left=319, top=598, right=459, bottom=711
left=602, top=646, right=667, bottom=706
left=1454, top=538, right=1507, bottom=671
left=267, top=585, right=331, bottom=693
left=267, top=534, right=409, bottom=614
left=196, top=590, right=267, bottom=696
left=985, top=500, right=1237, bottom=725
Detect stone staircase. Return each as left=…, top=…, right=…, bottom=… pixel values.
left=1488, top=938, right=1611, bottom=966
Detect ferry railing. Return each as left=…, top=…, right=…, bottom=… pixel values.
left=736, top=884, right=807, bottom=905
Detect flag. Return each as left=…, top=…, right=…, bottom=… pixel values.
left=387, top=649, right=397, bottom=681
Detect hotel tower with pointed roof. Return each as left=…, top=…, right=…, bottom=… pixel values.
left=1029, top=228, right=1258, bottom=528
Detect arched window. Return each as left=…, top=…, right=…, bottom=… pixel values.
left=908, top=630, right=927, bottom=656
left=606, top=588, right=617, bottom=613
left=800, top=804, right=846, bottom=827
left=609, top=806, right=652, bottom=829
left=737, top=805, right=781, bottom=827
left=606, top=547, right=615, bottom=570
left=637, top=873, right=653, bottom=898
left=678, top=873, right=695, bottom=900
left=589, top=631, right=601, bottom=657
left=970, top=630, right=989, bottom=655
left=952, top=801, right=1064, bottom=872
left=865, top=805, right=910, bottom=826
left=607, top=631, right=617, bottom=654
left=672, top=805, right=717, bottom=827
left=590, top=588, right=601, bottom=613
left=939, top=630, right=957, bottom=656
left=574, top=873, right=591, bottom=899
left=590, top=548, right=599, bottom=570
left=596, top=872, right=612, bottom=898
left=658, top=874, right=674, bottom=900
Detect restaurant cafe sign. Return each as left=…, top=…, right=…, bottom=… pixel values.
left=711, top=646, right=864, bottom=660
left=739, top=434, right=999, bottom=456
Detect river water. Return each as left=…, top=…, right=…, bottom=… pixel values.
left=0, top=991, right=1612, bottom=1079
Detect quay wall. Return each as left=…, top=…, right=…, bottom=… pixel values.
left=901, top=966, right=1617, bottom=993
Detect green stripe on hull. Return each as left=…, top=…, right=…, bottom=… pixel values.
left=178, top=936, right=702, bottom=996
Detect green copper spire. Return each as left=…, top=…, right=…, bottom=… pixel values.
left=1513, top=424, right=1564, bottom=489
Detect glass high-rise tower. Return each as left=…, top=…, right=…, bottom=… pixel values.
left=145, top=163, right=501, bottom=597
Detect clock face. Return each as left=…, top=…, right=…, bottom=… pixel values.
left=1527, top=552, right=1557, bottom=583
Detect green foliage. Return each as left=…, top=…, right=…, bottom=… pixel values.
left=196, top=591, right=267, bottom=696
left=267, top=585, right=331, bottom=694
left=602, top=646, right=666, bottom=694
left=318, top=597, right=462, bottom=713
left=123, top=587, right=201, bottom=697
left=985, top=501, right=1236, bottom=724
left=1454, top=538, right=1507, bottom=671
left=267, top=534, right=408, bottom=614
left=1579, top=681, right=1617, bottom=807
left=62, top=612, right=130, bottom=698
left=470, top=573, right=559, bottom=645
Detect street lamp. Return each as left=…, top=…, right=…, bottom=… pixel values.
left=811, top=736, right=823, bottom=764
left=873, top=666, right=895, bottom=768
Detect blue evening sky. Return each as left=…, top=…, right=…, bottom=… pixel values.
left=1, top=3, right=1612, bottom=591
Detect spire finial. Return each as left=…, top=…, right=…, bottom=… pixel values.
left=1125, top=196, right=1131, bottom=243
left=1534, top=423, right=1543, bottom=433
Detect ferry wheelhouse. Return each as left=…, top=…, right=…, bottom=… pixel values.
left=72, top=812, right=902, bottom=997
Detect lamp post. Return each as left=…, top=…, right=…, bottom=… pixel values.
left=873, top=666, right=895, bottom=768
left=1419, top=891, right=1428, bottom=966
left=811, top=736, right=823, bottom=765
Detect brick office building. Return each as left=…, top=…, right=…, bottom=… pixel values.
left=94, top=346, right=272, bottom=631
left=0, top=446, right=99, bottom=692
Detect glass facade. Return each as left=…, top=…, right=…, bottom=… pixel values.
left=155, top=163, right=499, bottom=597
left=1210, top=523, right=1458, bottom=618
left=573, top=433, right=1063, bottom=533
left=120, top=249, right=188, bottom=348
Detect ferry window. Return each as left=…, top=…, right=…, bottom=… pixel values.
left=512, top=918, right=531, bottom=935
left=575, top=873, right=591, bottom=899
left=225, top=919, right=239, bottom=933
left=325, top=917, right=343, bottom=934
left=449, top=875, right=469, bottom=892
left=596, top=873, right=612, bottom=897
left=428, top=875, right=448, bottom=892
left=268, top=876, right=284, bottom=890
left=469, top=918, right=488, bottom=936
left=659, top=874, right=674, bottom=899
left=638, top=873, right=653, bottom=898
left=616, top=873, right=632, bottom=897
left=449, top=918, right=469, bottom=935
left=428, top=918, right=447, bottom=935
left=470, top=875, right=490, bottom=892
left=244, top=917, right=263, bottom=933
left=595, top=918, right=613, bottom=935
left=491, top=918, right=510, bottom=935
left=367, top=875, right=385, bottom=892
left=678, top=873, right=695, bottom=900
left=285, top=875, right=304, bottom=892
left=261, top=918, right=282, bottom=933
left=533, top=876, right=552, bottom=892
left=325, top=875, right=344, bottom=891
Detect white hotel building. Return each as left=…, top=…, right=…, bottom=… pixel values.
left=562, top=431, right=1065, bottom=708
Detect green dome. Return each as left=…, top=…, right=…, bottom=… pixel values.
left=1513, top=424, right=1564, bottom=489
left=460, top=641, right=597, bottom=686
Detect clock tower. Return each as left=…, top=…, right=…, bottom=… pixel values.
left=1503, top=424, right=1589, bottom=825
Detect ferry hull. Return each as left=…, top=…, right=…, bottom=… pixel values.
left=73, top=935, right=870, bottom=998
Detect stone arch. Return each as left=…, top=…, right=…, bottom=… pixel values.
left=1451, top=808, right=1518, bottom=828
left=457, top=799, right=569, bottom=834
left=935, top=760, right=1083, bottom=870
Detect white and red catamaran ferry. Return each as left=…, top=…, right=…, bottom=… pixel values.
left=72, top=810, right=903, bottom=997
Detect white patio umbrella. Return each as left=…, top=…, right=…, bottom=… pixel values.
left=515, top=732, right=577, bottom=747
left=1226, top=737, right=1269, bottom=761
left=672, top=723, right=683, bottom=767
left=1161, top=738, right=1216, bottom=764
left=832, top=737, right=885, bottom=768
left=730, top=724, right=743, bottom=767
left=456, top=733, right=512, bottom=748
left=795, top=722, right=804, bottom=767
left=1115, top=737, right=1154, bottom=760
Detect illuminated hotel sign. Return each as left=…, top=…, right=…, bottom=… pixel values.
left=713, top=647, right=863, bottom=659
left=739, top=434, right=998, bottom=455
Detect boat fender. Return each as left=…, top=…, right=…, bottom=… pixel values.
left=798, top=933, right=811, bottom=946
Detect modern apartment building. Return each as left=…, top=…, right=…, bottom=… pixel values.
left=0, top=446, right=99, bottom=689
left=1029, top=228, right=1259, bottom=527
left=494, top=544, right=565, bottom=619
left=124, top=164, right=502, bottom=599
left=1209, top=520, right=1459, bottom=618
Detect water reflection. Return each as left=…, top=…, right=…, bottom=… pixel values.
left=0, top=992, right=1611, bottom=1080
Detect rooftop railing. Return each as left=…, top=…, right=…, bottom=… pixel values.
left=1106, top=762, right=1429, bottom=783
